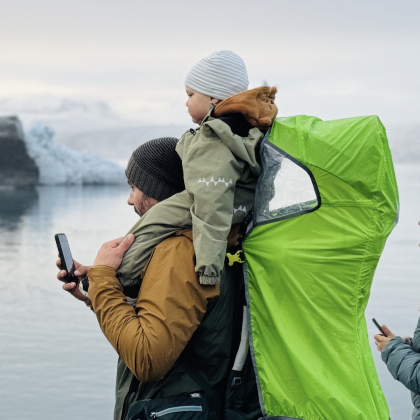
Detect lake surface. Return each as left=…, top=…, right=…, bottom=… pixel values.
left=0, top=164, right=419, bottom=419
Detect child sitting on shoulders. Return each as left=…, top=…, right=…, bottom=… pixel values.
left=109, top=51, right=278, bottom=296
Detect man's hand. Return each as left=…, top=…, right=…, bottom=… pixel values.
left=93, top=234, right=135, bottom=270
left=56, top=258, right=91, bottom=303
left=374, top=324, right=396, bottom=351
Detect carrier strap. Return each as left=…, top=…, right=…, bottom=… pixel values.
left=178, top=354, right=223, bottom=418
left=128, top=375, right=140, bottom=393
left=232, top=305, right=249, bottom=371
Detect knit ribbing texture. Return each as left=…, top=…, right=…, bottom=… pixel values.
left=185, top=50, right=249, bottom=100
left=125, top=137, right=185, bottom=201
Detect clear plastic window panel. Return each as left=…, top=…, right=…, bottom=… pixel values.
left=255, top=142, right=319, bottom=224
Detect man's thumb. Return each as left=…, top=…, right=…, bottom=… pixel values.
left=119, top=234, right=135, bottom=253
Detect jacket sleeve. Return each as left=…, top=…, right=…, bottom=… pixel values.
left=181, top=125, right=244, bottom=283
left=411, top=316, right=420, bottom=352
left=87, top=235, right=219, bottom=382
left=382, top=336, right=420, bottom=393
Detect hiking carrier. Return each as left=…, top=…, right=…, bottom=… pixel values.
left=241, top=115, right=399, bottom=419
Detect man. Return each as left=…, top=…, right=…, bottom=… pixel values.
left=57, top=137, right=261, bottom=420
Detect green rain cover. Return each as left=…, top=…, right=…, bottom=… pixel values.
left=243, top=115, right=399, bottom=420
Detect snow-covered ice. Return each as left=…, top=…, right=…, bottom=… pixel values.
left=24, top=122, right=125, bottom=185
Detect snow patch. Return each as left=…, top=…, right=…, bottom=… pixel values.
left=24, top=122, right=125, bottom=185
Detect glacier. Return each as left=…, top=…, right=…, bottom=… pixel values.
left=24, top=122, right=125, bottom=185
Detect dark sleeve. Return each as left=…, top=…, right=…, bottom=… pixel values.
left=382, top=336, right=420, bottom=393
left=411, top=316, right=420, bottom=352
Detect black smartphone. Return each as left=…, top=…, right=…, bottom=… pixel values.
left=372, top=318, right=388, bottom=337
left=55, top=233, right=76, bottom=282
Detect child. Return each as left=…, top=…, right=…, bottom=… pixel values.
left=116, top=50, right=277, bottom=291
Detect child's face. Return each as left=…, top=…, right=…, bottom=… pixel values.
left=185, top=87, right=220, bottom=124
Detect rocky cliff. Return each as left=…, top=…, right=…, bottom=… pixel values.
left=0, top=116, right=39, bottom=187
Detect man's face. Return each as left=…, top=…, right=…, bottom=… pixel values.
left=185, top=86, right=220, bottom=124
left=127, top=182, right=159, bottom=217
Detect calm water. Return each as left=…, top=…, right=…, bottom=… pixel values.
left=0, top=185, right=139, bottom=420
left=0, top=164, right=419, bottom=419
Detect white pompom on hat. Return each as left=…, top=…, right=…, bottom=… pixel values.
left=185, top=50, right=249, bottom=100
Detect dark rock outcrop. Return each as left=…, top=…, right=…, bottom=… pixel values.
left=0, top=116, right=39, bottom=187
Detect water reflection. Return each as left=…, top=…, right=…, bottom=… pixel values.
left=0, top=185, right=138, bottom=420
left=0, top=187, right=38, bottom=230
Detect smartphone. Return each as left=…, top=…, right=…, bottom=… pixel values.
left=372, top=318, right=388, bottom=337
left=55, top=233, right=76, bottom=282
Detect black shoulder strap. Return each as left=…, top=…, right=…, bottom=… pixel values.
left=120, top=374, right=140, bottom=420
left=178, top=354, right=223, bottom=417
left=128, top=375, right=140, bottom=393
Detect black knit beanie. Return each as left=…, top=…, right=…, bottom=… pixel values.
left=125, top=137, right=185, bottom=201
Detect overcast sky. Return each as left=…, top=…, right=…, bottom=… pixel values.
left=0, top=0, right=419, bottom=125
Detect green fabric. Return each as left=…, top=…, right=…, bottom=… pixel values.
left=243, top=115, right=398, bottom=419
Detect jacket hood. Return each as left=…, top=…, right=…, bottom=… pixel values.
left=213, top=86, right=278, bottom=132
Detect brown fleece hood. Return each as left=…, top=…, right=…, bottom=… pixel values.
left=213, top=86, right=278, bottom=132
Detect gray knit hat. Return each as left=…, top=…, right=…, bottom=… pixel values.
left=185, top=50, right=249, bottom=100
left=125, top=137, right=185, bottom=201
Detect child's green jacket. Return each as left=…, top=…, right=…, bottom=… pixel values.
left=175, top=107, right=262, bottom=283
left=117, top=87, right=277, bottom=286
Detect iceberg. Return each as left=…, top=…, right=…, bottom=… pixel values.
left=24, top=122, right=125, bottom=185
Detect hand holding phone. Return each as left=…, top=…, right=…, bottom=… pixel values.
left=372, top=318, right=388, bottom=337
left=55, top=233, right=76, bottom=283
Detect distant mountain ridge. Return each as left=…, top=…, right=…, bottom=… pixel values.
left=0, top=95, right=117, bottom=119
left=0, top=95, right=417, bottom=164
left=0, top=95, right=189, bottom=167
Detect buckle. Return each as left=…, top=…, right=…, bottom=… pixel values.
left=231, top=377, right=242, bottom=387
left=226, top=250, right=244, bottom=266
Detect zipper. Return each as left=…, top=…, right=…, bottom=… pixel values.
left=150, top=405, right=202, bottom=418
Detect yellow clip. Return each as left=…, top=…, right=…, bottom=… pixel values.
left=226, top=250, right=244, bottom=266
